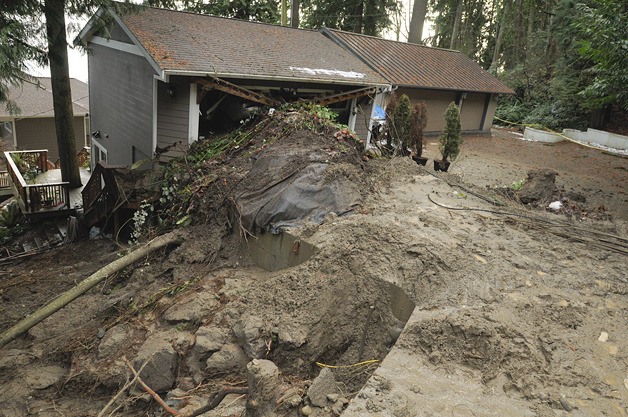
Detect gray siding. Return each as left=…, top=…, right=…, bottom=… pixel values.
left=156, top=78, right=190, bottom=162
left=15, top=116, right=86, bottom=162
left=110, top=20, right=134, bottom=44
left=88, top=43, right=156, bottom=166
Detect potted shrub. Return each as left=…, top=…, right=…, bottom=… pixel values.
left=382, top=93, right=398, bottom=153
left=435, top=102, right=462, bottom=172
left=384, top=93, right=414, bottom=156
left=410, top=101, right=428, bottom=165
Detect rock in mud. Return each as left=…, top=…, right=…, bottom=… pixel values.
left=186, top=326, right=231, bottom=379
left=23, top=365, right=66, bottom=389
left=307, top=367, right=341, bottom=407
left=233, top=315, right=268, bottom=357
left=163, top=292, right=219, bottom=323
left=246, top=359, right=281, bottom=417
left=517, top=169, right=557, bottom=204
left=194, top=326, right=230, bottom=353
left=204, top=343, right=248, bottom=375
left=134, top=333, right=178, bottom=393
left=98, top=324, right=132, bottom=359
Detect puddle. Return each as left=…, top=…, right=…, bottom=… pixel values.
left=247, top=232, right=316, bottom=272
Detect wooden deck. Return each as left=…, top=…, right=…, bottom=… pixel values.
left=3, top=150, right=90, bottom=218
left=0, top=171, right=10, bottom=196
left=33, top=167, right=92, bottom=211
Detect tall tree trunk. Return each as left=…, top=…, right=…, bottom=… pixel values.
left=291, top=0, right=300, bottom=28
left=408, top=0, right=428, bottom=44
left=281, top=0, right=288, bottom=26
left=44, top=0, right=81, bottom=188
left=352, top=0, right=364, bottom=33
left=489, top=0, right=509, bottom=72
left=363, top=0, right=378, bottom=35
left=450, top=0, right=463, bottom=49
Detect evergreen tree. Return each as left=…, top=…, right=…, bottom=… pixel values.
left=391, top=94, right=412, bottom=154
left=439, top=102, right=462, bottom=162
left=171, top=0, right=280, bottom=23
left=410, top=102, right=427, bottom=157
left=300, top=0, right=399, bottom=36
left=0, top=0, right=114, bottom=187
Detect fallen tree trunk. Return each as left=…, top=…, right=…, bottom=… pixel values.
left=0, top=232, right=183, bottom=348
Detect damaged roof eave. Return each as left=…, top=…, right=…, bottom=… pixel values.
left=164, top=70, right=390, bottom=88
left=393, top=83, right=515, bottom=95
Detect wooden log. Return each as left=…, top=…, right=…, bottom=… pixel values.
left=0, top=232, right=183, bottom=348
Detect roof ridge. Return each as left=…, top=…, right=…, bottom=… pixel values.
left=137, top=5, right=320, bottom=33
left=328, top=28, right=463, bottom=54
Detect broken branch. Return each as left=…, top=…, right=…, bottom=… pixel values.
left=97, top=357, right=152, bottom=417
left=181, top=387, right=249, bottom=417
left=124, top=358, right=180, bottom=416
left=0, top=232, right=183, bottom=348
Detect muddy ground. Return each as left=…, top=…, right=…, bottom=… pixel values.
left=0, top=126, right=627, bottom=417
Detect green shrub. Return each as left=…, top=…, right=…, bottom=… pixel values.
left=410, top=102, right=427, bottom=157
left=439, top=102, right=463, bottom=162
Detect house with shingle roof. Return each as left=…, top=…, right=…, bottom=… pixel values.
left=0, top=77, right=90, bottom=163
left=323, top=29, right=513, bottom=141
left=75, top=5, right=389, bottom=166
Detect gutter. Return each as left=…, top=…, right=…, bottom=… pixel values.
left=164, top=70, right=389, bottom=88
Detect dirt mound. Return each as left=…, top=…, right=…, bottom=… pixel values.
left=1, top=115, right=626, bottom=417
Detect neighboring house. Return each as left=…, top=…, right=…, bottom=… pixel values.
left=322, top=29, right=514, bottom=142
left=75, top=6, right=389, bottom=167
left=0, top=77, right=90, bottom=164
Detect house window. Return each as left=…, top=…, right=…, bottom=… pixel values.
left=0, top=121, right=13, bottom=140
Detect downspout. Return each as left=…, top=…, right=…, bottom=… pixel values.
left=348, top=97, right=357, bottom=131
left=84, top=114, right=89, bottom=148
left=12, top=119, right=17, bottom=147
left=152, top=77, right=158, bottom=157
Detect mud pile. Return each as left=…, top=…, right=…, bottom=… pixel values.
left=0, top=115, right=626, bottom=417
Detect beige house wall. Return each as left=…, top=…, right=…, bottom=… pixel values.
left=15, top=116, right=87, bottom=163
left=391, top=88, right=495, bottom=133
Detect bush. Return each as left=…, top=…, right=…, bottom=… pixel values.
left=439, top=102, right=462, bottom=162
left=410, top=102, right=427, bottom=157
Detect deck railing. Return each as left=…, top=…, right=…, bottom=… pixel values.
left=82, top=161, right=121, bottom=227
left=4, top=150, right=70, bottom=214
left=0, top=170, right=9, bottom=189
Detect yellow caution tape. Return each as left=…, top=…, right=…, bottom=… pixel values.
left=315, top=360, right=380, bottom=369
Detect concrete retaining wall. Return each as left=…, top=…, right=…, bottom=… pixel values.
left=563, top=128, right=628, bottom=150
left=523, top=127, right=564, bottom=143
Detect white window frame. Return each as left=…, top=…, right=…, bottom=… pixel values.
left=91, top=138, right=108, bottom=170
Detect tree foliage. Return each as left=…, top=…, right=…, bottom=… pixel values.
left=391, top=94, right=412, bottom=154
left=149, top=0, right=279, bottom=23
left=410, top=101, right=427, bottom=157
left=300, top=0, right=400, bottom=35
left=0, top=0, right=118, bottom=187
left=425, top=0, right=626, bottom=130
left=439, top=102, right=462, bottom=162
left=573, top=0, right=628, bottom=110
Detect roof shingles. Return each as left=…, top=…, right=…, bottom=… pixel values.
left=327, top=29, right=513, bottom=94
left=121, top=8, right=387, bottom=86
left=0, top=78, right=89, bottom=118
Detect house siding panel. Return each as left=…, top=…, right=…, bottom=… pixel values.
left=15, top=116, right=86, bottom=162
left=460, top=92, right=486, bottom=131
left=88, top=43, right=156, bottom=166
left=354, top=100, right=373, bottom=142
left=391, top=89, right=490, bottom=133
left=484, top=95, right=498, bottom=132
left=156, top=78, right=191, bottom=161
left=395, top=88, right=457, bottom=133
